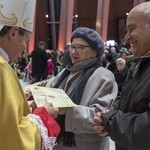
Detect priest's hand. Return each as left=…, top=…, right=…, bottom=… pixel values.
left=24, top=90, right=32, bottom=100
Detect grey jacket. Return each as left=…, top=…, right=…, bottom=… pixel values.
left=50, top=65, right=118, bottom=150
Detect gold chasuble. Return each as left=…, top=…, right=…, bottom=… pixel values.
left=0, top=55, right=41, bottom=150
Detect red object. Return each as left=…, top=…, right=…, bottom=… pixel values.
left=33, top=107, right=60, bottom=137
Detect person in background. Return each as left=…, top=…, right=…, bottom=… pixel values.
left=93, top=2, right=150, bottom=150
left=31, top=41, right=49, bottom=83
left=24, top=57, right=33, bottom=83
left=114, top=58, right=128, bottom=94
left=0, top=0, right=60, bottom=149
left=48, top=27, right=118, bottom=150
left=62, top=42, right=72, bottom=68
left=105, top=53, right=117, bottom=74
left=16, top=53, right=27, bottom=79
left=51, top=49, right=58, bottom=76
left=109, top=46, right=119, bottom=61
left=47, top=52, right=54, bottom=77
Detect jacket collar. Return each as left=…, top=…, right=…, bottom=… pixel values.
left=130, top=51, right=150, bottom=77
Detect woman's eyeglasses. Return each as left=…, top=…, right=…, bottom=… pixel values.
left=69, top=45, right=91, bottom=53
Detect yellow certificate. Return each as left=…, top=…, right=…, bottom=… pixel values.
left=30, top=86, right=76, bottom=108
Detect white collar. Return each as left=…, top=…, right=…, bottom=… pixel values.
left=0, top=47, right=10, bottom=62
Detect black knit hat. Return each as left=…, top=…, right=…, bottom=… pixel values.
left=71, top=27, right=104, bottom=56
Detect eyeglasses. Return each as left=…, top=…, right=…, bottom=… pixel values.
left=69, top=45, right=91, bottom=53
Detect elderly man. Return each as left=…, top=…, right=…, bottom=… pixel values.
left=0, top=0, right=60, bottom=150
left=93, top=2, right=150, bottom=150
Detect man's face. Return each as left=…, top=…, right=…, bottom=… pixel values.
left=125, top=13, right=150, bottom=58
left=8, top=27, right=31, bottom=62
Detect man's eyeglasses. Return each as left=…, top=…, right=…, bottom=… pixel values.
left=69, top=45, right=91, bottom=53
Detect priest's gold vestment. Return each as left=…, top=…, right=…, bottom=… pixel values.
left=0, top=55, right=41, bottom=150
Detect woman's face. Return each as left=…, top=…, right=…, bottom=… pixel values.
left=69, top=38, right=97, bottom=64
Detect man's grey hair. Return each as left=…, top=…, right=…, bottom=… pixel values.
left=130, top=2, right=150, bottom=21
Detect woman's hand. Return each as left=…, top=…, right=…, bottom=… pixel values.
left=44, top=102, right=59, bottom=118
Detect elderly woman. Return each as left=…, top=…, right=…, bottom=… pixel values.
left=50, top=27, right=118, bottom=150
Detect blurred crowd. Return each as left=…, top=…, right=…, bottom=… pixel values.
left=11, top=41, right=64, bottom=84
left=11, top=39, right=133, bottom=95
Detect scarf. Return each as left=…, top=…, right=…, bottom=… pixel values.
left=54, top=58, right=101, bottom=147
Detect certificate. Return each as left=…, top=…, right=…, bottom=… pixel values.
left=23, top=78, right=54, bottom=92
left=30, top=86, right=76, bottom=108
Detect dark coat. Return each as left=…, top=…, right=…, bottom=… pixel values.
left=17, top=57, right=27, bottom=72
left=102, top=53, right=150, bottom=150
left=114, top=67, right=128, bottom=93
left=107, top=61, right=117, bottom=73
left=31, top=47, right=49, bottom=82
